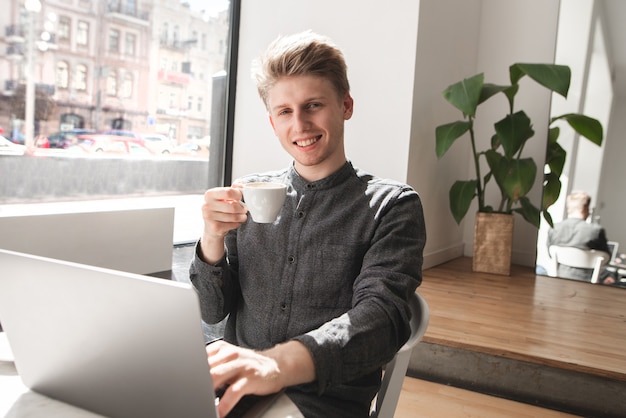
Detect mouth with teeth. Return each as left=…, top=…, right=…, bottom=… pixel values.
left=294, top=135, right=322, bottom=147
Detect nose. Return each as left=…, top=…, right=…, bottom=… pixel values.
left=292, top=110, right=310, bottom=132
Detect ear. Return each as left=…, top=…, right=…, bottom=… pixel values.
left=343, top=93, right=354, bottom=120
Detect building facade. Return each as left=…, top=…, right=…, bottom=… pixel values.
left=0, top=0, right=229, bottom=144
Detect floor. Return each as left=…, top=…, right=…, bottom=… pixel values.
left=411, top=257, right=626, bottom=417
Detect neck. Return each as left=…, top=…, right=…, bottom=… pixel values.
left=294, top=157, right=347, bottom=183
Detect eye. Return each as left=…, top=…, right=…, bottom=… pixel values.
left=277, top=108, right=291, bottom=116
left=306, top=102, right=322, bottom=111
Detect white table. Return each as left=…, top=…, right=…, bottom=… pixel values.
left=0, top=333, right=302, bottom=418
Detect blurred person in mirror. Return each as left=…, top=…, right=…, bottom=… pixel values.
left=189, top=31, right=426, bottom=418
left=547, top=190, right=613, bottom=283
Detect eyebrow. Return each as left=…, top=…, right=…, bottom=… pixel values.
left=270, top=95, right=328, bottom=113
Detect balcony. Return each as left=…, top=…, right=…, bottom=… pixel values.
left=106, top=4, right=149, bottom=24
left=159, top=39, right=197, bottom=51
left=157, top=69, right=190, bottom=86
left=6, top=44, right=24, bottom=60
left=4, top=25, right=25, bottom=44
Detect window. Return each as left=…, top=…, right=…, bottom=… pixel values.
left=106, top=70, right=117, bottom=96
left=56, top=61, right=69, bottom=89
left=124, top=0, right=137, bottom=16
left=60, top=113, right=85, bottom=129
left=173, top=25, right=179, bottom=46
left=77, top=21, right=89, bottom=46
left=125, top=33, right=136, bottom=56
left=74, top=64, right=87, bottom=91
left=0, top=0, right=238, bottom=245
left=109, top=29, right=120, bottom=52
left=120, top=73, right=133, bottom=98
left=197, top=96, right=203, bottom=112
left=58, top=16, right=71, bottom=43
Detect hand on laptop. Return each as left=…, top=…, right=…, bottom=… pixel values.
left=207, top=339, right=315, bottom=417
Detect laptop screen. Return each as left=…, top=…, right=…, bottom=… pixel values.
left=0, top=249, right=217, bottom=418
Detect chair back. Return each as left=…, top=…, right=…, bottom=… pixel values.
left=371, top=292, right=429, bottom=418
left=549, top=246, right=610, bottom=283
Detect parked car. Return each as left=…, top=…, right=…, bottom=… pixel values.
left=141, top=133, right=174, bottom=154
left=46, top=129, right=96, bottom=148
left=98, top=130, right=146, bottom=143
left=69, top=135, right=153, bottom=155
left=172, top=136, right=210, bottom=158
left=0, top=135, right=27, bottom=155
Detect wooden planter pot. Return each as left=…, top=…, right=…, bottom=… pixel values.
left=472, top=212, right=514, bottom=276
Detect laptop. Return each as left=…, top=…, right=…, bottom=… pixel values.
left=0, top=249, right=280, bottom=418
left=607, top=241, right=626, bottom=268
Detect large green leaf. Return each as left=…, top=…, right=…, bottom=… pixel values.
left=494, top=157, right=537, bottom=201
left=502, top=84, right=519, bottom=112
left=435, top=121, right=471, bottom=158
left=479, top=83, right=509, bottom=105
left=552, top=113, right=603, bottom=146
left=542, top=209, right=554, bottom=228
left=449, top=180, right=477, bottom=224
left=510, top=63, right=571, bottom=98
left=442, top=73, right=483, bottom=117
left=484, top=150, right=507, bottom=203
left=542, top=171, right=561, bottom=209
left=545, top=139, right=566, bottom=177
left=513, top=197, right=540, bottom=228
left=494, top=111, right=534, bottom=159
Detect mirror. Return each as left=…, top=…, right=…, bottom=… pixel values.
left=536, top=0, right=626, bottom=286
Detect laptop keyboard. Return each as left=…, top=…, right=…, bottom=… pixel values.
left=215, top=385, right=269, bottom=418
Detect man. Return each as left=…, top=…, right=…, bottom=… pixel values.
left=547, top=190, right=610, bottom=282
left=190, top=31, right=426, bottom=417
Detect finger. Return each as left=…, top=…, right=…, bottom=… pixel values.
left=204, top=187, right=243, bottom=204
left=206, top=341, right=239, bottom=366
left=202, top=202, right=247, bottom=222
left=217, top=383, right=246, bottom=418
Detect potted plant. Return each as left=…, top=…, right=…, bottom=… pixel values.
left=435, top=63, right=603, bottom=274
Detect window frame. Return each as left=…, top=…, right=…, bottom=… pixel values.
left=76, top=20, right=89, bottom=47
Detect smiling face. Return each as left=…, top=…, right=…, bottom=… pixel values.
left=268, top=75, right=353, bottom=182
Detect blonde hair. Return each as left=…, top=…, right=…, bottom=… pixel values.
left=566, top=190, right=591, bottom=216
left=252, top=30, right=350, bottom=110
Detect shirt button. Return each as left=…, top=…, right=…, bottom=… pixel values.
left=306, top=184, right=314, bottom=190
left=296, top=211, right=304, bottom=219
left=288, top=255, right=295, bottom=264
left=280, top=303, right=287, bottom=311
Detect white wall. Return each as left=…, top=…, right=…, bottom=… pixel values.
left=233, top=0, right=420, bottom=183
left=408, top=0, right=482, bottom=266
left=598, top=97, right=626, bottom=246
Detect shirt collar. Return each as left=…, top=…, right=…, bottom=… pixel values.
left=288, top=161, right=355, bottom=192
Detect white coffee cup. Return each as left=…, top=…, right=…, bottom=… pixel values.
left=242, top=182, right=287, bottom=223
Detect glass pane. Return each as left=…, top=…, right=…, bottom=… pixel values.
left=0, top=0, right=235, bottom=245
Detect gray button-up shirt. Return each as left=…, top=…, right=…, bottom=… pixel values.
left=190, top=162, right=426, bottom=417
